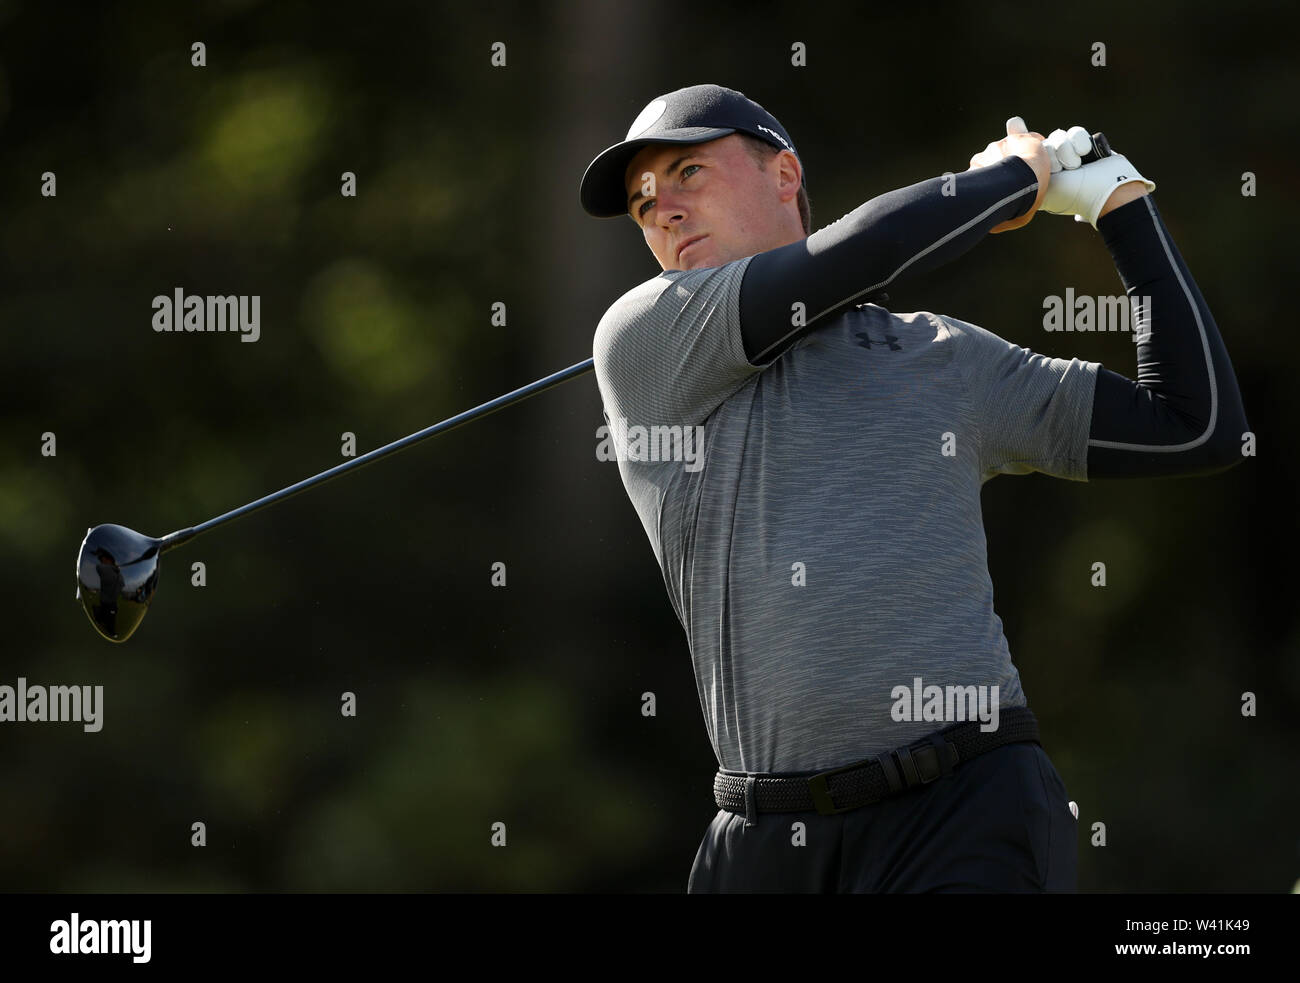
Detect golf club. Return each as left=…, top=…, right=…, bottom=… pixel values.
left=76, top=357, right=595, bottom=643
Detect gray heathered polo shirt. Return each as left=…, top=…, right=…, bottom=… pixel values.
left=593, top=256, right=1100, bottom=773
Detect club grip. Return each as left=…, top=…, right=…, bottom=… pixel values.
left=1079, top=131, right=1112, bottom=164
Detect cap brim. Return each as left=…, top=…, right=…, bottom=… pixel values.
left=579, top=126, right=735, bottom=218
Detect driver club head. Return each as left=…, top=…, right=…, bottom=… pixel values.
left=76, top=524, right=163, bottom=643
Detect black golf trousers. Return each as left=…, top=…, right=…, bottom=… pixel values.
left=688, top=741, right=1078, bottom=893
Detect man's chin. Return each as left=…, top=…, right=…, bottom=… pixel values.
left=679, top=251, right=719, bottom=272
left=675, top=238, right=726, bottom=271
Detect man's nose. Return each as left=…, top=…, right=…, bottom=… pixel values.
left=654, top=188, right=687, bottom=226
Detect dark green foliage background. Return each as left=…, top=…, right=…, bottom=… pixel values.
left=1, top=0, right=1295, bottom=891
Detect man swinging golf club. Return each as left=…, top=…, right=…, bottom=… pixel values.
left=579, top=83, right=1249, bottom=892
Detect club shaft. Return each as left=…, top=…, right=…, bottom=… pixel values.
left=160, top=357, right=595, bottom=553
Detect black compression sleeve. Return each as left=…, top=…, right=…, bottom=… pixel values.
left=1085, top=195, right=1250, bottom=478
left=739, top=156, right=1039, bottom=365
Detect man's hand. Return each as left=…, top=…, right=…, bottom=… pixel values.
left=967, top=116, right=1052, bottom=233
left=1038, top=128, right=1156, bottom=228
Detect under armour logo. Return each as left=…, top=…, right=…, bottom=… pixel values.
left=855, top=332, right=902, bottom=351
left=1116, top=174, right=1128, bottom=181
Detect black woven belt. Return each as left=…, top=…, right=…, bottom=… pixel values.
left=714, top=706, right=1040, bottom=817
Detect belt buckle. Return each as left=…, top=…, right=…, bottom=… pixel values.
left=902, top=743, right=939, bottom=785
left=807, top=759, right=869, bottom=816
left=899, top=735, right=956, bottom=786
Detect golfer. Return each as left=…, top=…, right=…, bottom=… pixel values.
left=579, top=84, right=1249, bottom=892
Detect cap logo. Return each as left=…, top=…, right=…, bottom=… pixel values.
left=626, top=99, right=668, bottom=139
left=754, top=124, right=791, bottom=151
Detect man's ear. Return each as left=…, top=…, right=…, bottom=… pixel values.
left=775, top=150, right=802, bottom=202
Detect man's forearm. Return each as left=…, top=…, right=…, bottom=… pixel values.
left=739, top=156, right=1039, bottom=365
left=1086, top=194, right=1250, bottom=478
left=1097, top=181, right=1151, bottom=220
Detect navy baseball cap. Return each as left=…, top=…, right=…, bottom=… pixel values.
left=579, top=83, right=804, bottom=218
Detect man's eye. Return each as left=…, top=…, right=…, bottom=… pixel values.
left=638, top=164, right=703, bottom=219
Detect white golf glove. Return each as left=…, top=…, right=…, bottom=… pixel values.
left=1039, top=125, right=1156, bottom=229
